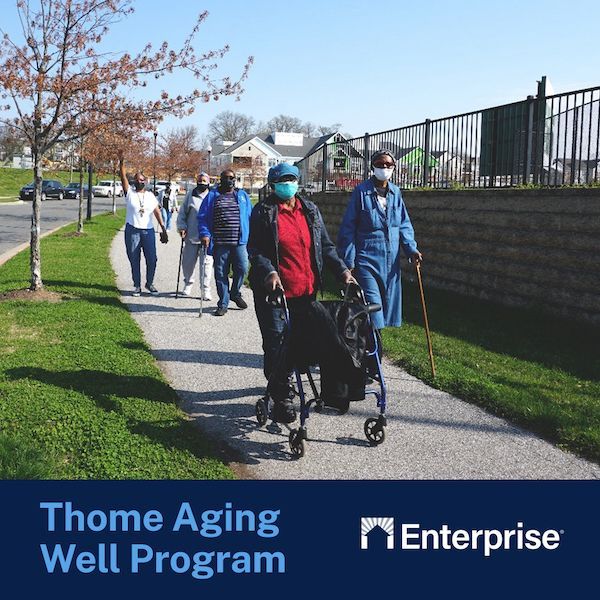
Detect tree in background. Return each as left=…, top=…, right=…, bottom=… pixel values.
left=158, top=125, right=204, bottom=182
left=0, top=124, right=26, bottom=163
left=0, top=0, right=253, bottom=291
left=207, top=111, right=255, bottom=143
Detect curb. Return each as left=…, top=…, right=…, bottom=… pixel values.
left=0, top=221, right=77, bottom=268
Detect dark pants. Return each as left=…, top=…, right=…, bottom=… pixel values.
left=252, top=292, right=317, bottom=401
left=213, top=244, right=248, bottom=309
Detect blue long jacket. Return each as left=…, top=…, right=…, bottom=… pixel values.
left=197, top=187, right=252, bottom=254
left=337, top=178, right=418, bottom=328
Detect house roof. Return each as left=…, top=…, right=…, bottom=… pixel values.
left=213, top=132, right=342, bottom=160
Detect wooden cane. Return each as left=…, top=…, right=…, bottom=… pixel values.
left=415, top=261, right=436, bottom=378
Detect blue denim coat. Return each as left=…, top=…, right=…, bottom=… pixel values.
left=337, top=178, right=418, bottom=328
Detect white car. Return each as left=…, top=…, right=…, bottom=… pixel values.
left=92, top=180, right=124, bottom=197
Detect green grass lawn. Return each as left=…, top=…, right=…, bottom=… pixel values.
left=0, top=167, right=110, bottom=198
left=324, top=272, right=600, bottom=463
left=0, top=211, right=234, bottom=479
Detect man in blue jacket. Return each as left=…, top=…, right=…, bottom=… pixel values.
left=198, top=169, right=253, bottom=316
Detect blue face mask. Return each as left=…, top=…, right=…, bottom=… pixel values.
left=273, top=181, right=298, bottom=200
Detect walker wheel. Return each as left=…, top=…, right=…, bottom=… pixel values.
left=364, top=417, right=385, bottom=446
left=255, top=398, right=268, bottom=426
left=289, top=429, right=305, bottom=458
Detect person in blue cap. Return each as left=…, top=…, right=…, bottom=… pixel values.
left=198, top=169, right=253, bottom=316
left=337, top=149, right=422, bottom=332
left=248, top=162, right=355, bottom=423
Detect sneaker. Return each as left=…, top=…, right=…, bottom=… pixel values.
left=271, top=399, right=297, bottom=424
left=132, top=287, right=141, bottom=297
left=145, top=284, right=159, bottom=295
left=181, top=284, right=193, bottom=297
left=214, top=306, right=228, bottom=316
left=202, top=288, right=212, bottom=301
left=231, top=295, right=248, bottom=309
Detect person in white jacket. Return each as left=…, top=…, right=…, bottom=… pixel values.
left=176, top=172, right=213, bottom=299
left=158, top=182, right=179, bottom=231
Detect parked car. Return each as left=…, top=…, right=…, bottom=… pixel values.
left=92, top=180, right=123, bottom=197
left=64, top=182, right=93, bottom=200
left=19, top=180, right=65, bottom=201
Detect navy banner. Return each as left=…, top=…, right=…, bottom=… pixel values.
left=0, top=481, right=598, bottom=598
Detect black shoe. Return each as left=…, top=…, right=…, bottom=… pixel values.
left=214, top=306, right=228, bottom=316
left=231, top=295, right=248, bottom=309
left=271, top=399, right=297, bottom=424
left=145, top=284, right=159, bottom=295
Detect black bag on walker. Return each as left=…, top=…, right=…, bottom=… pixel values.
left=309, top=300, right=370, bottom=411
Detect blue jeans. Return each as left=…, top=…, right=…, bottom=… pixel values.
left=125, top=223, right=157, bottom=288
left=160, top=208, right=172, bottom=230
left=212, top=244, right=248, bottom=309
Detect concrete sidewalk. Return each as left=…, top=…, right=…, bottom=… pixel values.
left=110, top=228, right=600, bottom=479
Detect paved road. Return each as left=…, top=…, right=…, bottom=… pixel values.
left=110, top=229, right=600, bottom=480
left=0, top=196, right=119, bottom=258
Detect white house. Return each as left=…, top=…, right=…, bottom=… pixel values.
left=210, top=131, right=344, bottom=191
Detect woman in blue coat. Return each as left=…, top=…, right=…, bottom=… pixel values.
left=337, top=149, right=422, bottom=330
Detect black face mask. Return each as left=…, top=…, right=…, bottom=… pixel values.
left=220, top=176, right=235, bottom=190
left=196, top=183, right=209, bottom=192
left=134, top=181, right=145, bottom=191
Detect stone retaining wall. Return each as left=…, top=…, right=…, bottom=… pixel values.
left=312, top=188, right=600, bottom=325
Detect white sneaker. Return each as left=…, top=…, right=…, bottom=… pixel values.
left=202, top=289, right=212, bottom=301
left=182, top=284, right=193, bottom=296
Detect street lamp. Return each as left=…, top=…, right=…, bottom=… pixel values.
left=206, top=144, right=212, bottom=177
left=153, top=129, right=158, bottom=193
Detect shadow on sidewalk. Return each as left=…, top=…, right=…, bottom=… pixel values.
left=153, top=348, right=262, bottom=369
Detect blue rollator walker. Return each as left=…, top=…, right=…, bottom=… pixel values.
left=254, top=282, right=388, bottom=458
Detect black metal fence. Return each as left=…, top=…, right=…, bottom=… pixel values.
left=296, top=84, right=600, bottom=191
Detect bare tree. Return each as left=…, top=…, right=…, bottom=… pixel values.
left=208, top=111, right=255, bottom=143
left=0, top=0, right=253, bottom=290
left=0, top=124, right=25, bottom=162
left=265, top=114, right=303, bottom=133
left=158, top=125, right=203, bottom=181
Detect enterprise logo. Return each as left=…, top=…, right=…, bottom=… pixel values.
left=360, top=517, right=563, bottom=557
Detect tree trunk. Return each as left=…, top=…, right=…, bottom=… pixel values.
left=77, top=140, right=84, bottom=233
left=30, top=153, right=43, bottom=290
left=112, top=163, right=117, bottom=215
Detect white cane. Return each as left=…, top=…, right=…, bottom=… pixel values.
left=198, top=244, right=205, bottom=318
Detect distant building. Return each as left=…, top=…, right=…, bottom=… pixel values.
left=210, top=131, right=346, bottom=191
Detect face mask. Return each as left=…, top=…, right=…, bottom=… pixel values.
left=373, top=167, right=394, bottom=181
left=273, top=181, right=298, bottom=201
left=220, top=176, right=235, bottom=190
left=134, top=181, right=145, bottom=191
left=197, top=183, right=209, bottom=192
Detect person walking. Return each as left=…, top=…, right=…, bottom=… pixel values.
left=337, top=149, right=422, bottom=331
left=198, top=169, right=252, bottom=316
left=158, top=182, right=178, bottom=231
left=248, top=163, right=355, bottom=423
left=176, top=172, right=213, bottom=299
left=118, top=153, right=168, bottom=297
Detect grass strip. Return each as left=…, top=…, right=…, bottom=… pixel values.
left=0, top=211, right=234, bottom=479
left=324, top=272, right=600, bottom=463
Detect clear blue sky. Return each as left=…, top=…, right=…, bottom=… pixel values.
left=3, top=0, right=600, bottom=140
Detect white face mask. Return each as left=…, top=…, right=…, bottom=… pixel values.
left=373, top=167, right=394, bottom=181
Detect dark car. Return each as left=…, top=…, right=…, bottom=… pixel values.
left=19, top=180, right=65, bottom=201
left=64, top=182, right=93, bottom=200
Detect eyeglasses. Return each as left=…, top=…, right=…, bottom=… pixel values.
left=373, top=162, right=394, bottom=168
